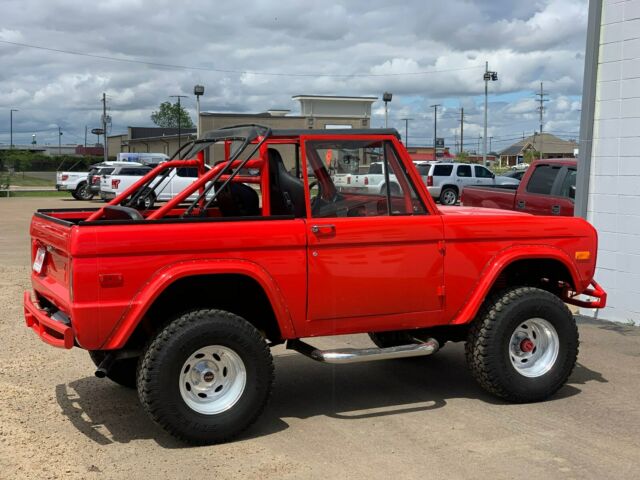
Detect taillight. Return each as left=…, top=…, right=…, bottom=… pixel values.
left=427, top=176, right=433, bottom=187
left=347, top=176, right=351, bottom=184
left=364, top=177, right=369, bottom=185
left=112, top=179, right=121, bottom=189
left=92, top=176, right=100, bottom=184
left=61, top=174, right=69, bottom=181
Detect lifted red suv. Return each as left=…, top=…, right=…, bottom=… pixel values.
left=24, top=125, right=606, bottom=444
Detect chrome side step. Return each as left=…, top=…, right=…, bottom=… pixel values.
left=286, top=338, right=439, bottom=364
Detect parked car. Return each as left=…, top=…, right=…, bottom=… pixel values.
left=87, top=161, right=138, bottom=197
left=24, top=126, right=605, bottom=445
left=55, top=170, right=93, bottom=200
left=99, top=163, right=152, bottom=201
left=422, top=162, right=520, bottom=205
left=334, top=161, right=401, bottom=195
left=101, top=165, right=217, bottom=207
left=462, top=158, right=576, bottom=216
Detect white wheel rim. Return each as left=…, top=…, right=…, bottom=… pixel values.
left=442, top=191, right=456, bottom=204
left=179, top=345, right=246, bottom=415
left=509, top=318, right=559, bottom=378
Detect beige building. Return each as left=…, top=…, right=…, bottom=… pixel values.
left=108, top=95, right=378, bottom=167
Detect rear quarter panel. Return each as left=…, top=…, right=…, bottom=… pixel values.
left=71, top=219, right=307, bottom=349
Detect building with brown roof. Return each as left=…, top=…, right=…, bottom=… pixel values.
left=499, top=133, right=577, bottom=166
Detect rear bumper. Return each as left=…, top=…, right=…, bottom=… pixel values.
left=55, top=184, right=68, bottom=191
left=562, top=280, right=607, bottom=309
left=427, top=186, right=442, bottom=198
left=23, top=291, right=74, bottom=349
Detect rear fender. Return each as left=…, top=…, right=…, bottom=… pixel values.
left=100, top=259, right=296, bottom=349
left=449, top=245, right=582, bottom=325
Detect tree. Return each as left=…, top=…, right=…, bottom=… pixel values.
left=150, top=101, right=194, bottom=128
left=524, top=149, right=540, bottom=164
left=456, top=151, right=469, bottom=162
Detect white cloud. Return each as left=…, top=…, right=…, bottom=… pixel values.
left=0, top=0, right=588, bottom=149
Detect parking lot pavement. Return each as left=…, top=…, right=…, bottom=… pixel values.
left=1, top=197, right=639, bottom=479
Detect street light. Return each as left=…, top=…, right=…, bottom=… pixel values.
left=483, top=61, right=498, bottom=167
left=194, top=85, right=205, bottom=138
left=10, top=109, right=18, bottom=149
left=382, top=92, right=393, bottom=128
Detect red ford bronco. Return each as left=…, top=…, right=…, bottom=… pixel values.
left=24, top=125, right=606, bottom=444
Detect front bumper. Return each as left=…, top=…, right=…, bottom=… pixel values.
left=562, top=280, right=607, bottom=309
left=23, top=291, right=74, bottom=349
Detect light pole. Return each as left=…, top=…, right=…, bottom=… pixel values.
left=58, top=126, right=63, bottom=156
left=483, top=62, right=498, bottom=167
left=194, top=85, right=205, bottom=139
left=170, top=95, right=188, bottom=152
left=10, top=109, right=18, bottom=149
left=430, top=104, right=441, bottom=158
left=401, top=118, right=413, bottom=147
left=383, top=92, right=393, bottom=128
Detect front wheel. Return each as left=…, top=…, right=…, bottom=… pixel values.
left=465, top=287, right=578, bottom=403
left=137, top=309, right=274, bottom=444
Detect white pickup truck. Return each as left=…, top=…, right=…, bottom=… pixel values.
left=334, top=161, right=402, bottom=195
left=100, top=165, right=206, bottom=207
left=56, top=170, right=93, bottom=200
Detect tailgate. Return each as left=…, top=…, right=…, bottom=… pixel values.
left=29, top=213, right=74, bottom=312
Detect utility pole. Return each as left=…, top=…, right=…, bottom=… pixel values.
left=477, top=135, right=482, bottom=154
left=84, top=125, right=87, bottom=148
left=10, top=109, right=18, bottom=149
left=401, top=118, right=413, bottom=147
left=459, top=107, right=464, bottom=154
left=483, top=62, right=498, bottom=167
left=430, top=104, right=440, bottom=158
left=102, top=93, right=108, bottom=162
left=170, top=95, right=188, bottom=152
left=535, top=82, right=548, bottom=160
left=58, top=126, right=62, bottom=156
left=489, top=136, right=493, bottom=153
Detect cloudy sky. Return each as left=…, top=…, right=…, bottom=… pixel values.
left=0, top=0, right=587, bottom=152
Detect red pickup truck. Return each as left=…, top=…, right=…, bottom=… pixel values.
left=462, top=159, right=576, bottom=216
left=24, top=126, right=605, bottom=444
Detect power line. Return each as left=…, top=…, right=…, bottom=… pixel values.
left=0, top=39, right=485, bottom=78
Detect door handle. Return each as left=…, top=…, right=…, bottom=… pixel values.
left=311, top=224, right=335, bottom=234
left=551, top=205, right=561, bottom=215
left=517, top=200, right=526, bottom=209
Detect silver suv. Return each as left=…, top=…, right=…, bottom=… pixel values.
left=415, top=162, right=519, bottom=205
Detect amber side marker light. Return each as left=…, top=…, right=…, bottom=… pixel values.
left=575, top=251, right=591, bottom=261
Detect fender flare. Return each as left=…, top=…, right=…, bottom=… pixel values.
left=100, top=258, right=296, bottom=349
left=449, top=245, right=582, bottom=325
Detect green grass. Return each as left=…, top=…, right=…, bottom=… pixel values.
left=6, top=174, right=55, bottom=187
left=2, top=190, right=69, bottom=198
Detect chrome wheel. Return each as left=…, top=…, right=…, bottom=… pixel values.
left=509, top=318, right=559, bottom=378
left=440, top=189, right=457, bottom=205
left=179, top=345, right=246, bottom=415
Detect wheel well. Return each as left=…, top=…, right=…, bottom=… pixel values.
left=441, top=184, right=458, bottom=193
left=125, top=274, right=282, bottom=349
left=489, top=259, right=575, bottom=298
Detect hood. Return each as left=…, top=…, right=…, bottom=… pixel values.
left=438, top=206, right=530, bottom=216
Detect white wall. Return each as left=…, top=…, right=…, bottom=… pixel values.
left=586, top=0, right=640, bottom=325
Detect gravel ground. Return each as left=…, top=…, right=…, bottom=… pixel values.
left=1, top=197, right=639, bottom=479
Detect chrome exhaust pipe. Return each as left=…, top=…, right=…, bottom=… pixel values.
left=287, top=338, right=439, bottom=364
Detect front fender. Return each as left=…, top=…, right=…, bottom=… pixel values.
left=449, top=245, right=582, bottom=325
left=100, top=258, right=296, bottom=349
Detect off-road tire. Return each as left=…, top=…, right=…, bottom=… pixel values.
left=465, top=286, right=578, bottom=403
left=439, top=187, right=458, bottom=205
left=137, top=309, right=274, bottom=445
left=89, top=351, right=138, bottom=389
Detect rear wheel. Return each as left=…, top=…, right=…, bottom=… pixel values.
left=439, top=187, right=458, bottom=205
left=137, top=309, right=274, bottom=444
left=465, top=287, right=578, bottom=403
left=89, top=351, right=138, bottom=389
left=75, top=182, right=95, bottom=200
